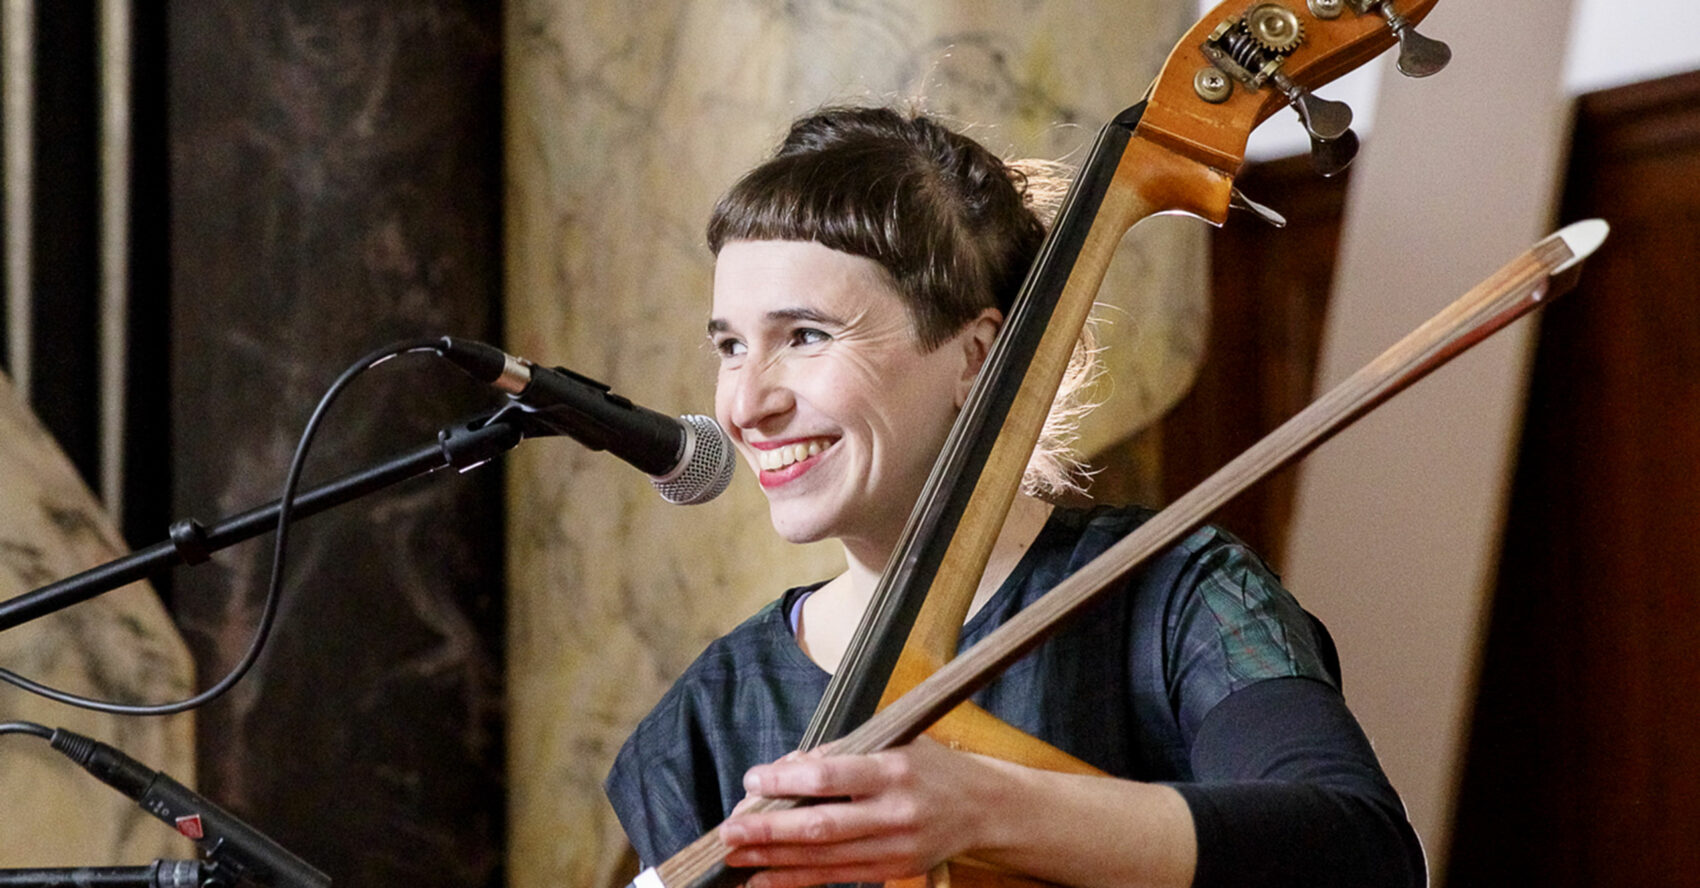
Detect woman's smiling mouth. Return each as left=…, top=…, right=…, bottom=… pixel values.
left=756, top=438, right=831, bottom=471
left=753, top=437, right=835, bottom=487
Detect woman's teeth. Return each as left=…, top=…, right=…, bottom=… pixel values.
left=758, top=439, right=827, bottom=471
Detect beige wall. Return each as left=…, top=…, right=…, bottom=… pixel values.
left=0, top=373, right=196, bottom=866
left=1282, top=0, right=1576, bottom=876
left=503, top=2, right=1206, bottom=885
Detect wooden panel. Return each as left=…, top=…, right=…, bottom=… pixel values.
left=1448, top=68, right=1700, bottom=887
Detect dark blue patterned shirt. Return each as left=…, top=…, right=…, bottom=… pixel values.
left=605, top=505, right=1424, bottom=888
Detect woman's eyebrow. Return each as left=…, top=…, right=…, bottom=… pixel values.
left=767, top=306, right=847, bottom=325
left=706, top=306, right=848, bottom=337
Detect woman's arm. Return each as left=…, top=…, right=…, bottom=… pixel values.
left=1174, top=677, right=1426, bottom=888
left=718, top=677, right=1423, bottom=888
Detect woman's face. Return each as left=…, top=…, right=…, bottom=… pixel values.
left=710, top=240, right=997, bottom=558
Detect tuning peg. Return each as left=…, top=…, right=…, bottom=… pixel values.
left=1272, top=72, right=1353, bottom=142
left=1230, top=188, right=1288, bottom=228
left=1268, top=71, right=1356, bottom=176
left=1309, top=128, right=1359, bottom=178
left=1380, top=4, right=1451, bottom=77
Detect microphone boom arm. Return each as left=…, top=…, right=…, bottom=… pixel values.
left=0, top=405, right=555, bottom=634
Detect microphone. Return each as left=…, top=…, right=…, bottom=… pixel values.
left=435, top=337, right=735, bottom=504
left=48, top=727, right=331, bottom=888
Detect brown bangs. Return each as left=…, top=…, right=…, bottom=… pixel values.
left=705, top=111, right=1028, bottom=349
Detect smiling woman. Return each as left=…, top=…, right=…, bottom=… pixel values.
left=709, top=241, right=995, bottom=565
left=603, top=106, right=1425, bottom=888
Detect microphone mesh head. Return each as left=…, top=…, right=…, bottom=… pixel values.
left=652, top=415, right=736, bottom=505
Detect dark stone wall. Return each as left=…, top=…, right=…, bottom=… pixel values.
left=167, top=4, right=505, bottom=885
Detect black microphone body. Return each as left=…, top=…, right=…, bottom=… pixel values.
left=50, top=729, right=330, bottom=888
left=437, top=337, right=734, bottom=504
left=515, top=363, right=682, bottom=476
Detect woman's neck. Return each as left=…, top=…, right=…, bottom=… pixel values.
left=798, top=493, right=1055, bottom=674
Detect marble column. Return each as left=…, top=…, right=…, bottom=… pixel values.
left=0, top=372, right=196, bottom=867
left=168, top=3, right=505, bottom=886
left=505, top=3, right=1205, bottom=885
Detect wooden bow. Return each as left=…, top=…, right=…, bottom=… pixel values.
left=652, top=211, right=1604, bottom=887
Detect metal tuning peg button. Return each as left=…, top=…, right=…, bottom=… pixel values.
left=1309, top=127, right=1359, bottom=178
left=1269, top=71, right=1357, bottom=177
left=1380, top=3, right=1451, bottom=77
left=1271, top=71, right=1353, bottom=141
left=1230, top=188, right=1288, bottom=228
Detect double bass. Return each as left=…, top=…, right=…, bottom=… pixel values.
left=630, top=1, right=1601, bottom=885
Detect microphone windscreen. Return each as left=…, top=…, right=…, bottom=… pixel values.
left=652, top=415, right=735, bottom=505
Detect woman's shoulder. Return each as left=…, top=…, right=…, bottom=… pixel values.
left=1042, top=502, right=1253, bottom=572
left=1046, top=504, right=1308, bottom=633
left=981, top=502, right=1245, bottom=634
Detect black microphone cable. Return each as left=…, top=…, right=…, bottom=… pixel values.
left=0, top=338, right=447, bottom=716
left=0, top=720, right=52, bottom=739
left=1, top=719, right=329, bottom=888
left=0, top=336, right=725, bottom=715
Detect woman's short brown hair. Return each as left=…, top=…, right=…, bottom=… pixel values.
left=707, top=106, right=1047, bottom=350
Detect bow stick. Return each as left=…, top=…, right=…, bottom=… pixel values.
left=638, top=218, right=1609, bottom=888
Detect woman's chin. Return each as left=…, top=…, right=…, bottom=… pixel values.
left=763, top=497, right=860, bottom=546
left=765, top=513, right=835, bottom=546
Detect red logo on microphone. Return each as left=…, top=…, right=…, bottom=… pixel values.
left=174, top=814, right=205, bottom=840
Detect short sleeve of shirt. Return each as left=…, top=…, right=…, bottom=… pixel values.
left=1161, top=530, right=1338, bottom=747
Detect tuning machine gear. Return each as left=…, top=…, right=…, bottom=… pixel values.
left=1199, top=10, right=1300, bottom=92
left=1198, top=5, right=1359, bottom=177
left=1246, top=3, right=1304, bottom=53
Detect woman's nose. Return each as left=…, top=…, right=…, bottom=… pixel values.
left=723, top=358, right=795, bottom=431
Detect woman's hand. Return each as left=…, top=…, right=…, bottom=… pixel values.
left=718, top=737, right=996, bottom=888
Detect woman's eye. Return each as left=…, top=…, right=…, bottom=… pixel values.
left=791, top=328, right=830, bottom=346
left=714, top=338, right=746, bottom=358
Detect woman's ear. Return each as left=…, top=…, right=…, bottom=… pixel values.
left=955, top=308, right=1003, bottom=408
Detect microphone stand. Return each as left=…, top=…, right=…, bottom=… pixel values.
left=0, top=403, right=560, bottom=633
left=0, top=404, right=561, bottom=886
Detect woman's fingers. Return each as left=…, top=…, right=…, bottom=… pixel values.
left=723, top=820, right=925, bottom=866
left=723, top=815, right=936, bottom=888
left=721, top=739, right=993, bottom=886
left=721, top=792, right=920, bottom=846
left=742, top=747, right=918, bottom=800
left=728, top=793, right=763, bottom=816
